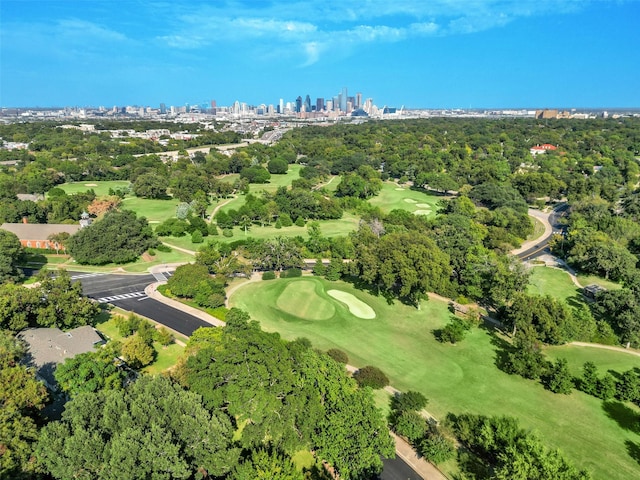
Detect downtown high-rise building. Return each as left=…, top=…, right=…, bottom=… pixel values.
left=340, top=87, right=348, bottom=112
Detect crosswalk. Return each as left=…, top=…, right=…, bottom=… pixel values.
left=71, top=273, right=105, bottom=280
left=96, top=291, right=147, bottom=303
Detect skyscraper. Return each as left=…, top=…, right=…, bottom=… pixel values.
left=316, top=98, right=324, bottom=112
left=340, top=87, right=348, bottom=112
left=355, top=92, right=362, bottom=109
left=295, top=96, right=302, bottom=113
left=304, top=95, right=311, bottom=112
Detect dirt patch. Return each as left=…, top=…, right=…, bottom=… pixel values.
left=84, top=183, right=98, bottom=187
left=141, top=253, right=155, bottom=262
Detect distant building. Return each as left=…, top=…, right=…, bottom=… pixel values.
left=583, top=284, right=606, bottom=300
left=1, top=213, right=91, bottom=250
left=530, top=144, right=558, bottom=155
left=17, top=326, right=105, bottom=390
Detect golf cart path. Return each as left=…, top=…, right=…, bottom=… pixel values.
left=512, top=208, right=552, bottom=255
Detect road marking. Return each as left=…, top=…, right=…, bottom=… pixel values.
left=71, top=273, right=105, bottom=280
left=97, top=291, right=146, bottom=303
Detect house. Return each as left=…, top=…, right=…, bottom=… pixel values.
left=1, top=212, right=90, bottom=250
left=530, top=144, right=558, bottom=156
left=17, top=326, right=105, bottom=390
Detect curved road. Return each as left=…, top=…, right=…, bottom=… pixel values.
left=516, top=203, right=569, bottom=261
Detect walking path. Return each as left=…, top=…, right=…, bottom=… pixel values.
left=160, top=242, right=197, bottom=255
left=568, top=342, right=640, bottom=357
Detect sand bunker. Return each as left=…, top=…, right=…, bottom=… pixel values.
left=148, top=220, right=160, bottom=224
left=404, top=198, right=418, bottom=203
left=416, top=203, right=430, bottom=208
left=84, top=183, right=98, bottom=187
left=395, top=188, right=405, bottom=191
left=277, top=281, right=335, bottom=320
left=327, top=290, right=376, bottom=319
left=414, top=209, right=431, bottom=215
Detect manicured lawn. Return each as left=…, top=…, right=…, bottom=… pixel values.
left=95, top=313, right=185, bottom=374
left=576, top=274, right=623, bottom=291
left=229, top=277, right=640, bottom=480
left=57, top=180, right=131, bottom=196
left=527, top=216, right=546, bottom=241
left=545, top=344, right=640, bottom=377
left=527, top=266, right=582, bottom=304
left=120, top=196, right=180, bottom=224
left=368, top=182, right=441, bottom=217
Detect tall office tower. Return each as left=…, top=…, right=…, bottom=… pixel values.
left=279, top=98, right=284, bottom=114
left=304, top=95, right=311, bottom=112
left=210, top=99, right=217, bottom=115
left=355, top=92, right=362, bottom=109
left=340, top=87, right=348, bottom=112
left=233, top=101, right=240, bottom=115
left=295, top=96, right=302, bottom=113
left=159, top=103, right=166, bottom=114
left=333, top=95, right=339, bottom=111
left=316, top=98, right=324, bottom=112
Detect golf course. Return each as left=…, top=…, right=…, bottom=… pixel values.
left=229, top=276, right=640, bottom=480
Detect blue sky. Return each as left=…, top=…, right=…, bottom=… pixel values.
left=1, top=0, right=639, bottom=108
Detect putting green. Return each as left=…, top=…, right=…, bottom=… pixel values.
left=276, top=280, right=335, bottom=320
left=414, top=209, right=432, bottom=215
left=404, top=198, right=418, bottom=203
left=327, top=290, right=376, bottom=319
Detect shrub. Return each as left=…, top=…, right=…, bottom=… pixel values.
left=262, top=271, right=276, bottom=280
left=191, top=230, right=204, bottom=244
left=295, top=217, right=305, bottom=227
left=436, top=316, right=472, bottom=344
left=223, top=229, right=234, bottom=237
left=393, top=410, right=427, bottom=442
left=280, top=268, right=302, bottom=278
left=419, top=433, right=456, bottom=464
left=326, top=348, right=348, bottom=364
left=353, top=365, right=389, bottom=389
left=391, top=391, right=428, bottom=413
left=208, top=223, right=219, bottom=236
left=154, top=327, right=174, bottom=346
left=147, top=249, right=156, bottom=256
left=279, top=213, right=293, bottom=227
left=156, top=244, right=171, bottom=252
left=275, top=219, right=282, bottom=229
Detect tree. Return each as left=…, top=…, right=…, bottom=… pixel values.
left=326, top=348, right=348, bottom=364
left=437, top=316, right=472, bottom=344
left=353, top=365, right=389, bottom=389
left=0, top=331, right=48, bottom=478
left=231, top=448, right=302, bottom=480
left=35, top=270, right=100, bottom=329
left=35, top=375, right=239, bottom=479
left=580, top=361, right=599, bottom=396
left=54, top=348, right=124, bottom=396
left=0, top=229, right=24, bottom=283
left=392, top=410, right=427, bottom=442
left=616, top=369, right=640, bottom=402
left=545, top=358, right=573, bottom=394
left=121, top=334, right=155, bottom=368
left=419, top=433, right=456, bottom=464
left=240, top=165, right=271, bottom=183
left=391, top=391, right=428, bottom=413
left=48, top=231, right=71, bottom=254
left=267, top=158, right=289, bottom=175
left=168, top=263, right=212, bottom=298
left=132, top=173, right=169, bottom=198
left=68, top=210, right=157, bottom=265
left=86, top=195, right=121, bottom=217
left=596, top=374, right=617, bottom=400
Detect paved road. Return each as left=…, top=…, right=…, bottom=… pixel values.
left=67, top=271, right=212, bottom=336
left=380, top=457, right=422, bottom=480
left=516, top=203, right=569, bottom=261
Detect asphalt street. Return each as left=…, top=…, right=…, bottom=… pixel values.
left=380, top=457, right=423, bottom=480
left=517, top=202, right=569, bottom=261
left=69, top=271, right=212, bottom=336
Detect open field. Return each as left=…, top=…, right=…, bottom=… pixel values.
left=527, top=266, right=582, bottom=304
left=229, top=276, right=640, bottom=480
left=527, top=216, right=546, bottom=241
left=576, top=274, right=623, bottom=291
left=120, top=196, right=180, bottom=224
left=368, top=182, right=441, bottom=217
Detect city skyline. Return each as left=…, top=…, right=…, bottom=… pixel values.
left=1, top=1, right=640, bottom=108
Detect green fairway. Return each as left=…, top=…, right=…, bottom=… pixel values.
left=368, top=182, right=440, bottom=217
left=229, top=277, right=640, bottom=480
left=120, top=196, right=180, bottom=224
left=576, top=274, right=623, bottom=291
left=57, top=180, right=131, bottom=197
left=527, top=266, right=582, bottom=304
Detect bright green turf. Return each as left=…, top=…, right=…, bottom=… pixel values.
left=545, top=344, right=640, bottom=377
left=120, top=196, right=180, bottom=224
left=56, top=180, right=131, bottom=197
left=527, top=266, right=582, bottom=304
left=229, top=277, right=640, bottom=480
left=368, top=182, right=440, bottom=217
left=576, top=274, right=623, bottom=291
left=276, top=280, right=336, bottom=320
